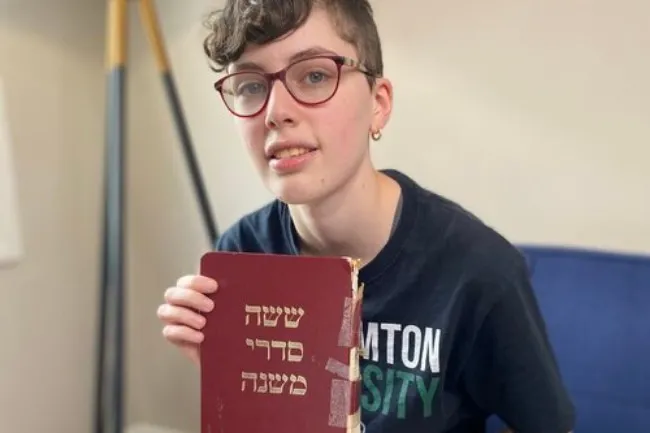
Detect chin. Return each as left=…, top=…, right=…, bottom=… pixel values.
left=265, top=175, right=330, bottom=206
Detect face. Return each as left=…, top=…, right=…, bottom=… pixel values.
left=223, top=8, right=392, bottom=205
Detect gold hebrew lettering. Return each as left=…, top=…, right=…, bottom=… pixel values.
left=289, top=374, right=308, bottom=396
left=255, top=339, right=271, bottom=360
left=257, top=372, right=268, bottom=393
left=244, top=305, right=262, bottom=326
left=284, top=307, right=305, bottom=328
left=245, top=305, right=306, bottom=328
left=245, top=339, right=305, bottom=362
left=262, top=306, right=282, bottom=327
left=287, top=341, right=304, bottom=362
left=271, top=340, right=287, bottom=361
left=241, top=372, right=257, bottom=392
left=241, top=372, right=306, bottom=395
left=269, top=373, right=289, bottom=394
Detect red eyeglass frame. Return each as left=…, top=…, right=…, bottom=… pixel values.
left=213, top=55, right=376, bottom=118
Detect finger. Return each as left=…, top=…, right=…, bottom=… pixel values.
left=162, top=324, right=204, bottom=345
left=176, top=275, right=218, bottom=294
left=157, top=304, right=206, bottom=329
left=180, top=343, right=201, bottom=366
left=164, top=286, right=214, bottom=313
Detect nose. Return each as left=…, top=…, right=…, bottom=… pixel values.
left=264, top=79, right=299, bottom=129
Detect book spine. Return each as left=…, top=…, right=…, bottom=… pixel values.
left=347, top=288, right=363, bottom=433
left=325, top=258, right=364, bottom=433
left=347, top=259, right=364, bottom=433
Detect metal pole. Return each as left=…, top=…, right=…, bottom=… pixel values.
left=94, top=2, right=217, bottom=431
left=139, top=0, right=219, bottom=246
left=96, top=1, right=127, bottom=432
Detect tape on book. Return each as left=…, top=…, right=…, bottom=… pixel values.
left=326, top=357, right=351, bottom=379
left=328, top=378, right=361, bottom=431
left=330, top=267, right=363, bottom=432
left=338, top=297, right=362, bottom=347
left=338, top=297, right=354, bottom=347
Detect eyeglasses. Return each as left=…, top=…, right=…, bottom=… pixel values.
left=213, top=55, right=376, bottom=118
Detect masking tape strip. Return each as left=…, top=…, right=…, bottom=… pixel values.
left=329, top=260, right=363, bottom=432
left=338, top=297, right=354, bottom=347
left=326, top=357, right=350, bottom=379
left=328, top=379, right=361, bottom=431
left=328, top=379, right=349, bottom=428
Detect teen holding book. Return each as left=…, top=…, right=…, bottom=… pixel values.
left=157, top=1, right=575, bottom=432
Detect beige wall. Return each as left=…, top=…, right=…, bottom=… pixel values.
left=0, top=0, right=104, bottom=432
left=0, top=0, right=648, bottom=432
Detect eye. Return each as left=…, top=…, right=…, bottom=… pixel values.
left=305, top=71, right=327, bottom=84
left=236, top=81, right=267, bottom=96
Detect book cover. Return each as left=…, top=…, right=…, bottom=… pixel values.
left=199, top=252, right=364, bottom=433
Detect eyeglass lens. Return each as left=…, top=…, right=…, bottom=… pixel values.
left=220, top=57, right=341, bottom=116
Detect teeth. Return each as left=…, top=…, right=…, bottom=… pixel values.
left=274, top=147, right=311, bottom=159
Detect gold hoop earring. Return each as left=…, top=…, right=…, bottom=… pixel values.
left=371, top=130, right=382, bottom=141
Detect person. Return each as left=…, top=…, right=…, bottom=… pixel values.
left=156, top=0, right=576, bottom=432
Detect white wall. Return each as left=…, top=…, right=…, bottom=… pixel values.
left=370, top=0, right=650, bottom=254
left=0, top=0, right=105, bottom=432
left=0, top=0, right=648, bottom=432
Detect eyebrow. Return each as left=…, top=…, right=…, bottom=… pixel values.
left=230, top=46, right=339, bottom=73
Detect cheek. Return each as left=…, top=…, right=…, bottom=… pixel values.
left=317, top=96, right=372, bottom=157
left=237, top=118, right=266, bottom=155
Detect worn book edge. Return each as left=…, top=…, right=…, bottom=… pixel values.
left=346, top=257, right=364, bottom=433
left=325, top=256, right=364, bottom=432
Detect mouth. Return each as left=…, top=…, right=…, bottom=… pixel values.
left=265, top=142, right=318, bottom=173
left=270, top=147, right=317, bottom=160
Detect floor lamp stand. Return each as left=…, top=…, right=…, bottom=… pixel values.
left=96, top=1, right=218, bottom=432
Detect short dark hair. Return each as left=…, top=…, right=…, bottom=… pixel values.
left=202, top=0, right=383, bottom=78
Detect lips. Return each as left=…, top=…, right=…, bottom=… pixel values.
left=265, top=141, right=318, bottom=174
left=272, top=147, right=315, bottom=159
left=265, top=141, right=318, bottom=160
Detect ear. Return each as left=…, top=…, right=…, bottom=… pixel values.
left=371, top=77, right=393, bottom=134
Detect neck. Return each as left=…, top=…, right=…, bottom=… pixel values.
left=288, top=163, right=401, bottom=265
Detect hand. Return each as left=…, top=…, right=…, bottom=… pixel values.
left=157, top=275, right=217, bottom=366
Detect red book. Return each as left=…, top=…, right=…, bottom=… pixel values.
left=200, top=252, right=364, bottom=433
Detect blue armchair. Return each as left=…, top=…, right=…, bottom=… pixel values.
left=487, top=245, right=650, bottom=433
